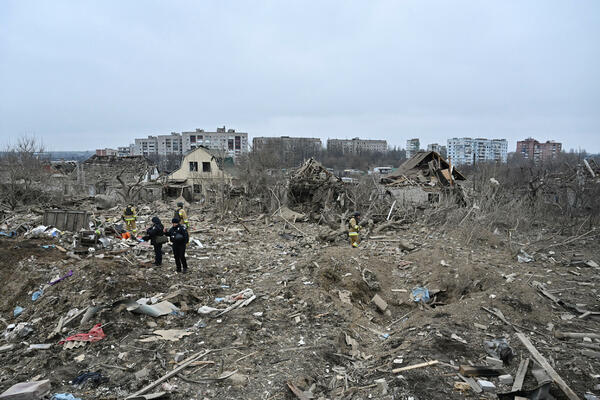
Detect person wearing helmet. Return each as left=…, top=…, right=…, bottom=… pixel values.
left=348, top=212, right=361, bottom=248
left=122, top=204, right=137, bottom=235
left=166, top=217, right=189, bottom=273
left=174, top=202, right=189, bottom=229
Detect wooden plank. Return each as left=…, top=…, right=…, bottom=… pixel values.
left=512, top=358, right=530, bottom=391
left=554, top=331, right=600, bottom=340
left=458, top=365, right=505, bottom=377
left=126, top=350, right=211, bottom=399
left=515, top=333, right=580, bottom=400
left=392, top=360, right=438, bottom=373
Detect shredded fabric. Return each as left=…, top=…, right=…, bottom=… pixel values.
left=58, top=323, right=106, bottom=344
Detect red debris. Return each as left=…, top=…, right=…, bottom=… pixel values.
left=58, top=323, right=106, bottom=344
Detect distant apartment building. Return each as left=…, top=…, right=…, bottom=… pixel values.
left=427, top=143, right=447, bottom=158
left=181, top=127, right=248, bottom=160
left=446, top=138, right=508, bottom=165
left=133, top=136, right=158, bottom=157
left=95, top=148, right=117, bottom=156
left=131, top=126, right=248, bottom=161
left=406, top=139, right=420, bottom=159
left=157, top=133, right=182, bottom=156
left=253, top=136, right=322, bottom=154
left=327, top=137, right=388, bottom=154
left=117, top=145, right=133, bottom=157
left=516, top=138, right=562, bottom=162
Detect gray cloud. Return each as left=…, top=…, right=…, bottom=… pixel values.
left=0, top=0, right=598, bottom=152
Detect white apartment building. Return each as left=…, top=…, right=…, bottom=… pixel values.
left=181, top=127, right=248, bottom=160
left=427, top=143, right=447, bottom=158
left=406, top=138, right=420, bottom=159
left=131, top=126, right=248, bottom=161
left=446, top=138, right=508, bottom=165
left=133, top=136, right=158, bottom=157
left=157, top=133, right=183, bottom=156
left=327, top=137, right=388, bottom=154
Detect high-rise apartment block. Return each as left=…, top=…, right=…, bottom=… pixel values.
left=446, top=138, right=508, bottom=165
left=131, top=127, right=248, bottom=161
left=327, top=137, right=388, bottom=154
left=181, top=127, right=248, bottom=159
left=427, top=143, right=447, bottom=158
left=133, top=136, right=158, bottom=157
left=406, top=139, right=420, bottom=159
left=516, top=138, right=562, bottom=162
left=253, top=136, right=322, bottom=153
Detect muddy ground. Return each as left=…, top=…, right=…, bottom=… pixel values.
left=0, top=206, right=599, bottom=399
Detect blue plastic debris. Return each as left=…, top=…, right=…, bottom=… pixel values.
left=0, top=231, right=16, bottom=237
left=41, top=245, right=56, bottom=249
left=215, top=297, right=225, bottom=303
left=13, top=306, right=24, bottom=317
left=52, top=394, right=82, bottom=400
left=32, top=291, right=43, bottom=301
left=411, top=287, right=430, bottom=303
left=379, top=333, right=390, bottom=340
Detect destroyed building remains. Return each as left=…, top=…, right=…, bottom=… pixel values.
left=381, top=150, right=466, bottom=206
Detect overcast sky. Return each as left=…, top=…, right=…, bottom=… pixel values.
left=1, top=1, right=599, bottom=152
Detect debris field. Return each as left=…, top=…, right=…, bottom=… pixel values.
left=1, top=202, right=599, bottom=400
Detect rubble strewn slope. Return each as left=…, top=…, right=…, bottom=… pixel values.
left=1, top=205, right=598, bottom=399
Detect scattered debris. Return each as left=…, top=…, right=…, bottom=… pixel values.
left=0, top=380, right=51, bottom=400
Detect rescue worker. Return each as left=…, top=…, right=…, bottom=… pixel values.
left=166, top=217, right=189, bottom=273
left=348, top=211, right=361, bottom=248
left=145, top=217, right=166, bottom=266
left=122, top=204, right=137, bottom=235
left=174, top=202, right=189, bottom=229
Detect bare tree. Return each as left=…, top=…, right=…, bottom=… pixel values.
left=0, top=137, right=49, bottom=209
left=115, top=169, right=149, bottom=204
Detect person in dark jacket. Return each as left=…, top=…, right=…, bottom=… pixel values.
left=146, top=217, right=165, bottom=266
left=166, top=217, right=189, bottom=273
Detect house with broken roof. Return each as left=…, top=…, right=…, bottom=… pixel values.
left=380, top=151, right=466, bottom=205
left=166, top=146, right=232, bottom=200
left=79, top=154, right=161, bottom=200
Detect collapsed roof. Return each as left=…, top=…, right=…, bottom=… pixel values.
left=288, top=158, right=345, bottom=212
left=381, top=151, right=465, bottom=187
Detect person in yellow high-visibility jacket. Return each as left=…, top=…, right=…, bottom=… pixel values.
left=122, top=204, right=137, bottom=235
left=348, top=212, right=361, bottom=248
left=175, top=202, right=189, bottom=229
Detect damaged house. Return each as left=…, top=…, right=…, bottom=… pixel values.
left=166, top=146, right=232, bottom=200
left=288, top=158, right=346, bottom=214
left=380, top=151, right=466, bottom=206
left=79, top=155, right=161, bottom=202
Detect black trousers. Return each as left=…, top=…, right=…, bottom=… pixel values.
left=153, top=243, right=162, bottom=265
left=172, top=243, right=188, bottom=271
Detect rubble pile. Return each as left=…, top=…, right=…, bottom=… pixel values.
left=380, top=151, right=465, bottom=188
left=0, top=200, right=599, bottom=399
left=288, top=158, right=347, bottom=214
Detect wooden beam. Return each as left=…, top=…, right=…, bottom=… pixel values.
left=126, top=350, right=212, bottom=399
left=392, top=360, right=438, bottom=373
left=554, top=331, right=600, bottom=340
left=512, top=358, right=529, bottom=391
left=515, top=333, right=580, bottom=400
